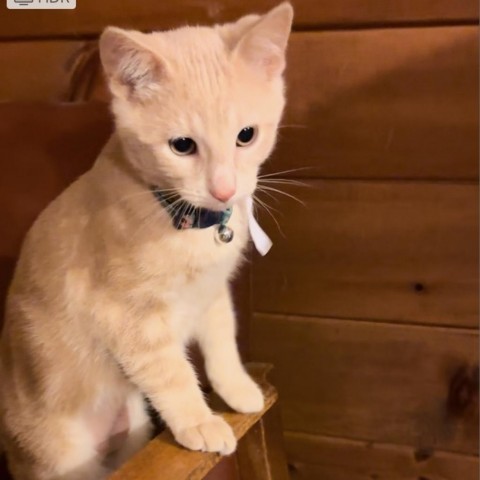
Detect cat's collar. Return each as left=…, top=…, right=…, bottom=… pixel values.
left=151, top=187, right=233, bottom=240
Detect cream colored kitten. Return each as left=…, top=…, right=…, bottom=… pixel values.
left=0, top=3, right=292, bottom=479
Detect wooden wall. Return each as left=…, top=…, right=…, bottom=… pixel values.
left=248, top=3, right=479, bottom=480
left=0, top=1, right=478, bottom=479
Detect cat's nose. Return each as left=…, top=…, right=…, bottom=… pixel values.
left=209, top=185, right=236, bottom=203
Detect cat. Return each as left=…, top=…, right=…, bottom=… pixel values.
left=0, top=3, right=293, bottom=479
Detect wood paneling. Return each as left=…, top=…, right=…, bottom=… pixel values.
left=236, top=403, right=290, bottom=480
left=251, top=314, right=479, bottom=454
left=268, top=27, right=479, bottom=180
left=0, top=102, right=112, bottom=312
left=0, top=41, right=97, bottom=102
left=3, top=28, right=477, bottom=180
left=252, top=181, right=478, bottom=327
left=0, top=1, right=477, bottom=39
left=285, top=431, right=479, bottom=480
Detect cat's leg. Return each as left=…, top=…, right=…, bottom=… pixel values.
left=196, top=287, right=264, bottom=413
left=108, top=389, right=153, bottom=469
left=104, top=313, right=236, bottom=455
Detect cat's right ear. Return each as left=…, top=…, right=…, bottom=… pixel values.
left=233, top=2, right=293, bottom=80
left=99, top=27, right=165, bottom=100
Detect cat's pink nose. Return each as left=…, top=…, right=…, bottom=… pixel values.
left=209, top=185, right=236, bottom=203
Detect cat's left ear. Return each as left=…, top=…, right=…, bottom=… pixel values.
left=99, top=27, right=165, bottom=100
left=233, top=2, right=293, bottom=80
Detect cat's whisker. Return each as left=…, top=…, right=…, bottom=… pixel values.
left=255, top=187, right=281, bottom=205
left=258, top=178, right=309, bottom=187
left=137, top=196, right=170, bottom=229
left=172, top=199, right=189, bottom=226
left=258, top=167, right=314, bottom=178
left=130, top=193, right=185, bottom=241
left=256, top=185, right=306, bottom=206
left=255, top=194, right=282, bottom=216
left=253, top=195, right=285, bottom=237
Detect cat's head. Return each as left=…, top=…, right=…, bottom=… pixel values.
left=99, top=3, right=293, bottom=211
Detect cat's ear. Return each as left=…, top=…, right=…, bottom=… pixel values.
left=216, top=14, right=261, bottom=48
left=233, top=2, right=293, bottom=79
left=99, top=27, right=165, bottom=99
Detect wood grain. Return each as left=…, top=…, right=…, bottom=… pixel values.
left=252, top=181, right=478, bottom=327
left=0, top=102, right=112, bottom=321
left=109, top=364, right=278, bottom=480
left=3, top=27, right=477, bottom=180
left=285, top=431, right=479, bottom=480
left=268, top=27, right=479, bottom=180
left=0, top=41, right=98, bottom=102
left=0, top=0, right=477, bottom=39
left=251, top=314, right=479, bottom=455
left=236, top=403, right=290, bottom=480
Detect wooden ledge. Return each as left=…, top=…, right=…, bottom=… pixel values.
left=109, top=363, right=277, bottom=480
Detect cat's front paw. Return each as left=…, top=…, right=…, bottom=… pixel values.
left=216, top=376, right=264, bottom=414
left=173, top=415, right=236, bottom=455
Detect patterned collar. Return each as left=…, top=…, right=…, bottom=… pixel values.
left=151, top=187, right=232, bottom=231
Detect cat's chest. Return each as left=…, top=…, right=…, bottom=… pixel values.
left=136, top=206, right=248, bottom=278
left=142, top=231, right=246, bottom=343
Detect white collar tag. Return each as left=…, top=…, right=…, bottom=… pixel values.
left=246, top=196, right=273, bottom=256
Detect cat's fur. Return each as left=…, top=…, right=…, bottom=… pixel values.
left=0, top=3, right=293, bottom=479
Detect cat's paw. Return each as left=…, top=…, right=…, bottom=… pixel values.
left=173, top=415, right=236, bottom=455
left=217, top=376, right=264, bottom=414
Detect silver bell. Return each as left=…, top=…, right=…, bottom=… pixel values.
left=216, top=225, right=234, bottom=244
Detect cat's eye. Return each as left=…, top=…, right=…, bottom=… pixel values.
left=169, top=137, right=197, bottom=156
left=236, top=127, right=257, bottom=147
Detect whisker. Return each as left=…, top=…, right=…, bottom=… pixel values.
left=255, top=188, right=281, bottom=206
left=257, top=185, right=306, bottom=206
left=128, top=200, right=166, bottom=241
left=258, top=167, right=315, bottom=178
left=253, top=195, right=285, bottom=237
left=258, top=178, right=309, bottom=187
left=254, top=195, right=281, bottom=216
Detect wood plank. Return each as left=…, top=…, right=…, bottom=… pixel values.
left=109, top=364, right=278, bottom=480
left=285, top=431, right=479, bottom=480
left=0, top=41, right=97, bottom=102
left=252, top=181, right=478, bottom=327
left=0, top=1, right=477, bottom=39
left=268, top=27, right=479, bottom=180
left=0, top=102, right=112, bottom=315
left=251, top=314, right=479, bottom=455
left=236, top=403, right=290, bottom=480
left=2, top=28, right=478, bottom=180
